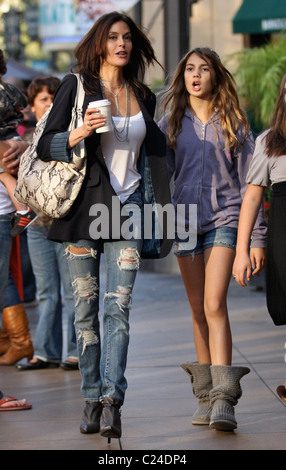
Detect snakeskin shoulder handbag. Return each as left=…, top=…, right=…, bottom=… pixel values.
left=14, top=73, right=86, bottom=218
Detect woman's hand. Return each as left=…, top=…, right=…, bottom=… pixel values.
left=83, top=107, right=107, bottom=136
left=68, top=107, right=107, bottom=149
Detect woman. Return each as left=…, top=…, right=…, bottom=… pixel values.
left=232, top=74, right=286, bottom=402
left=17, top=77, right=79, bottom=372
left=159, top=48, right=266, bottom=431
left=37, top=12, right=171, bottom=440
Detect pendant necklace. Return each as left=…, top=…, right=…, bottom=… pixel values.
left=100, top=79, right=124, bottom=117
left=100, top=79, right=130, bottom=142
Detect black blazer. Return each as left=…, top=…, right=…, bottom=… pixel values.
left=37, top=74, right=172, bottom=259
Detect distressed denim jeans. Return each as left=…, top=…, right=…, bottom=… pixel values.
left=63, top=191, right=143, bottom=404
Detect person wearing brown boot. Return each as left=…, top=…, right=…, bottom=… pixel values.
left=0, top=304, right=34, bottom=365
left=0, top=259, right=34, bottom=364
left=0, top=320, right=9, bottom=355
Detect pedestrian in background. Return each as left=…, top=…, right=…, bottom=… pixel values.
left=0, top=50, right=34, bottom=366
left=232, top=73, right=286, bottom=403
left=0, top=50, right=37, bottom=235
left=17, top=77, right=79, bottom=371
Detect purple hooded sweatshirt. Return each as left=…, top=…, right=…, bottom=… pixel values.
left=159, top=109, right=267, bottom=247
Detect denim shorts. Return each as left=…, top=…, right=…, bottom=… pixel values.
left=173, top=226, right=237, bottom=258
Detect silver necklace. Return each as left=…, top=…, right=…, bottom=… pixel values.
left=100, top=79, right=124, bottom=116
left=100, top=80, right=130, bottom=142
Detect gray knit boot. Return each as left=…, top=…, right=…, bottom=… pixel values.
left=181, top=362, right=213, bottom=425
left=209, top=365, right=250, bottom=431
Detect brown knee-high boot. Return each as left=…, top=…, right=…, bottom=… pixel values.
left=0, top=305, right=34, bottom=365
left=0, top=321, right=9, bottom=355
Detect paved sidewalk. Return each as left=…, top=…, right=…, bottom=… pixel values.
left=0, top=265, right=285, bottom=450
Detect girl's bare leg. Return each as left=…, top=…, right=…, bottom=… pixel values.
left=178, top=246, right=235, bottom=365
left=204, top=246, right=235, bottom=365
left=177, top=254, right=211, bottom=363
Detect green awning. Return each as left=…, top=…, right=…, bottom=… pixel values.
left=233, top=0, right=286, bottom=34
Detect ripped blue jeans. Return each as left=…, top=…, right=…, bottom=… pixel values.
left=63, top=194, right=143, bottom=404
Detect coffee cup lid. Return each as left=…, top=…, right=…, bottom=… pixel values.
left=88, top=99, right=111, bottom=107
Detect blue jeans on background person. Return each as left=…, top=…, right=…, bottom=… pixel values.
left=0, top=213, right=13, bottom=326
left=20, top=232, right=37, bottom=304
left=4, top=271, right=21, bottom=308
left=27, top=226, right=77, bottom=362
left=63, top=190, right=143, bottom=404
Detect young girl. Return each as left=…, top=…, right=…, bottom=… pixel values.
left=232, top=73, right=286, bottom=404
left=159, top=47, right=267, bottom=431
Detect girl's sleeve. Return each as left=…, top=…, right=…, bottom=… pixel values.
left=37, top=74, right=78, bottom=163
left=234, top=128, right=255, bottom=198
left=235, top=129, right=268, bottom=248
left=246, top=131, right=271, bottom=187
left=158, top=115, right=175, bottom=181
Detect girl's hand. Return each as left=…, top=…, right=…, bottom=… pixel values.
left=232, top=251, right=252, bottom=287
left=249, top=247, right=266, bottom=276
left=233, top=247, right=266, bottom=287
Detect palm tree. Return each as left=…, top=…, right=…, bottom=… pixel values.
left=228, top=34, right=286, bottom=131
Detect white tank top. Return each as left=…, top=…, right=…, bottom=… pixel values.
left=101, top=111, right=146, bottom=203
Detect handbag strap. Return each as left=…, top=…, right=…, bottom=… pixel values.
left=71, top=73, right=85, bottom=158
left=73, top=73, right=85, bottom=110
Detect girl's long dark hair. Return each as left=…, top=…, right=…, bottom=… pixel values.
left=265, top=74, right=286, bottom=157
left=161, top=47, right=249, bottom=150
left=72, top=11, right=161, bottom=97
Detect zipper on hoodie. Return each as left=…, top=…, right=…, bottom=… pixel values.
left=197, top=123, right=206, bottom=233
left=201, top=124, right=205, bottom=140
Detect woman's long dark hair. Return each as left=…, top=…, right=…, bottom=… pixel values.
left=73, top=11, right=161, bottom=97
left=265, top=74, right=286, bottom=157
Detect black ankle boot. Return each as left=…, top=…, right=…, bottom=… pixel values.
left=80, top=401, right=102, bottom=434
left=100, top=397, right=122, bottom=438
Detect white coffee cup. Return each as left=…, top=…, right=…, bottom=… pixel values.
left=88, top=99, right=111, bottom=133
